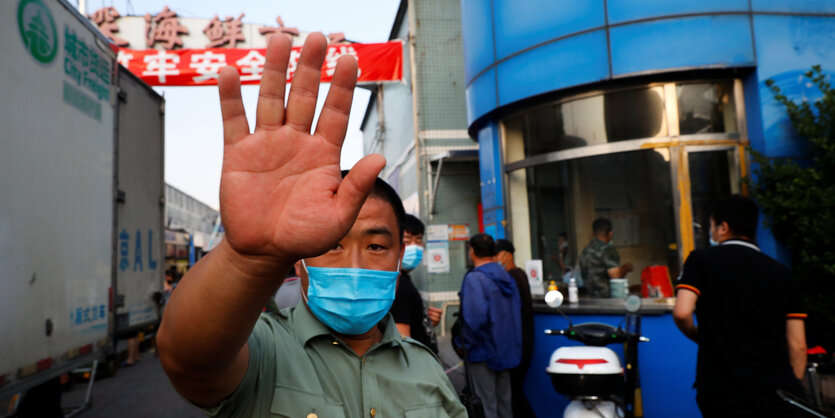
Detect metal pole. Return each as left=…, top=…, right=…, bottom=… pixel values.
left=430, top=157, right=444, bottom=215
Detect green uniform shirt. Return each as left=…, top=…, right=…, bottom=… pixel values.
left=199, top=303, right=466, bottom=418
left=579, top=238, right=621, bottom=298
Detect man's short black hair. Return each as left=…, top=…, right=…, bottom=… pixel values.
left=558, top=231, right=568, bottom=239
left=592, top=218, right=613, bottom=235
left=403, top=214, right=425, bottom=237
left=710, top=194, right=759, bottom=239
left=470, top=233, right=496, bottom=258
left=341, top=170, right=405, bottom=239
left=495, top=239, right=515, bottom=254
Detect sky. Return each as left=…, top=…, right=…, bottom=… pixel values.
left=82, top=0, right=401, bottom=209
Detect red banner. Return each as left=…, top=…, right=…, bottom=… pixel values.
left=116, top=41, right=403, bottom=86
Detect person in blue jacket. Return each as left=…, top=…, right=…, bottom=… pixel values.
left=459, top=233, right=523, bottom=418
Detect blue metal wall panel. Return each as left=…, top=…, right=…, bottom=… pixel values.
left=610, top=15, right=755, bottom=76
left=496, top=30, right=609, bottom=106
left=461, top=0, right=496, bottom=82
left=478, top=122, right=506, bottom=238
left=465, top=68, right=497, bottom=125
left=607, top=0, right=748, bottom=25
left=741, top=71, right=793, bottom=267
left=477, top=121, right=503, bottom=209
left=493, top=0, right=605, bottom=61
left=751, top=0, right=835, bottom=13
left=527, top=312, right=700, bottom=417
left=752, top=15, right=835, bottom=157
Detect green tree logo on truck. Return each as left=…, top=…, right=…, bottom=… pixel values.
left=17, top=0, right=58, bottom=64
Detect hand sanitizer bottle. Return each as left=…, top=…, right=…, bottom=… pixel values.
left=568, top=277, right=579, bottom=304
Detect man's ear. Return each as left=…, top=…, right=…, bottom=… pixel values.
left=718, top=221, right=731, bottom=237
left=294, top=260, right=306, bottom=280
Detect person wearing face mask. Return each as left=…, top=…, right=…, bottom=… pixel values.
left=155, top=34, right=465, bottom=418
left=458, top=234, right=522, bottom=418
left=673, top=195, right=807, bottom=417
left=494, top=239, right=535, bottom=418
left=389, top=214, right=440, bottom=353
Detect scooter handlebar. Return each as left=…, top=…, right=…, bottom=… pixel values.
left=544, top=323, right=649, bottom=346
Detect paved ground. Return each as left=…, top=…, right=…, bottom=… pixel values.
left=63, top=351, right=203, bottom=418
left=60, top=336, right=467, bottom=418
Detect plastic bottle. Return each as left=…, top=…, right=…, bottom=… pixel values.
left=568, top=277, right=579, bottom=304
left=547, top=280, right=558, bottom=292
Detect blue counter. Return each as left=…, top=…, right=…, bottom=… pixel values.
left=525, top=300, right=700, bottom=417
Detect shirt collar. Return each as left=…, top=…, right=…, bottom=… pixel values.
left=592, top=237, right=610, bottom=247
left=720, top=239, right=761, bottom=252
left=288, top=300, right=404, bottom=349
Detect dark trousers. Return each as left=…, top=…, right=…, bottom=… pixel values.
left=510, top=365, right=536, bottom=417
left=697, top=388, right=806, bottom=418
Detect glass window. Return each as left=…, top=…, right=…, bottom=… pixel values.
left=689, top=150, right=737, bottom=249
left=525, top=150, right=679, bottom=288
left=512, top=86, right=668, bottom=158
left=677, top=82, right=737, bottom=135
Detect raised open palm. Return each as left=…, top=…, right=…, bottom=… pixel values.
left=217, top=33, right=385, bottom=265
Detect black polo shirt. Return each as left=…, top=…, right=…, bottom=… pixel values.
left=675, top=239, right=806, bottom=395
left=390, top=272, right=438, bottom=353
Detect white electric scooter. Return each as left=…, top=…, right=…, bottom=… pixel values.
left=543, top=291, right=649, bottom=418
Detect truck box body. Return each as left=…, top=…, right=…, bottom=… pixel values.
left=114, top=68, right=165, bottom=338
left=0, top=0, right=164, bottom=399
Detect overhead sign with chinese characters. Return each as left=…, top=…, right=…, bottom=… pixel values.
left=118, top=42, right=403, bottom=86
left=86, top=6, right=403, bottom=86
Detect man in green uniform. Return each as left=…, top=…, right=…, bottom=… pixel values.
left=156, top=33, right=465, bottom=418
left=578, top=218, right=633, bottom=298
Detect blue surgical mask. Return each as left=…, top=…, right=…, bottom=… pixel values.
left=401, top=245, right=424, bottom=271
left=709, top=237, right=719, bottom=247
left=301, top=260, right=400, bottom=335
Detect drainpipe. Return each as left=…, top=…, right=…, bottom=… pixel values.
left=406, top=0, right=426, bottom=217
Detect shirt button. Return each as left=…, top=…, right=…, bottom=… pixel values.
left=370, top=408, right=376, bottom=417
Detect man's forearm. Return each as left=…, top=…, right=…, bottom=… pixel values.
left=789, top=345, right=806, bottom=380
left=157, top=239, right=288, bottom=375
left=674, top=316, right=698, bottom=343
left=786, top=319, right=807, bottom=380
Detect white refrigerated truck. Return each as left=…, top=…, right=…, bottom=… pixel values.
left=0, top=0, right=165, bottom=413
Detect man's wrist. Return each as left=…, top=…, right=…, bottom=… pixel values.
left=214, top=239, right=291, bottom=281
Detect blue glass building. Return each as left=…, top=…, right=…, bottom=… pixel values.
left=463, top=0, right=835, bottom=272
left=461, top=2, right=835, bottom=415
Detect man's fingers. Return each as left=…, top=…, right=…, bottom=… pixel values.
left=314, top=55, right=358, bottom=147
left=218, top=67, right=250, bottom=145
left=335, top=154, right=386, bottom=218
left=255, top=35, right=292, bottom=131
left=284, top=33, right=328, bottom=133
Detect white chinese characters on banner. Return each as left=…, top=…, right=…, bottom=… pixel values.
left=117, top=50, right=133, bottom=68
left=286, top=49, right=302, bottom=81
left=324, top=45, right=361, bottom=77
left=190, top=51, right=227, bottom=82
left=526, top=259, right=544, bottom=295
left=235, top=50, right=266, bottom=81
left=142, top=50, right=180, bottom=83
left=426, top=242, right=450, bottom=274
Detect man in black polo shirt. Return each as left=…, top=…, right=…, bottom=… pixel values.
left=673, top=195, right=808, bottom=417
left=390, top=214, right=440, bottom=352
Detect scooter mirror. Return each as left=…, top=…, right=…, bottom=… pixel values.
left=625, top=294, right=642, bottom=313
left=545, top=290, right=564, bottom=308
